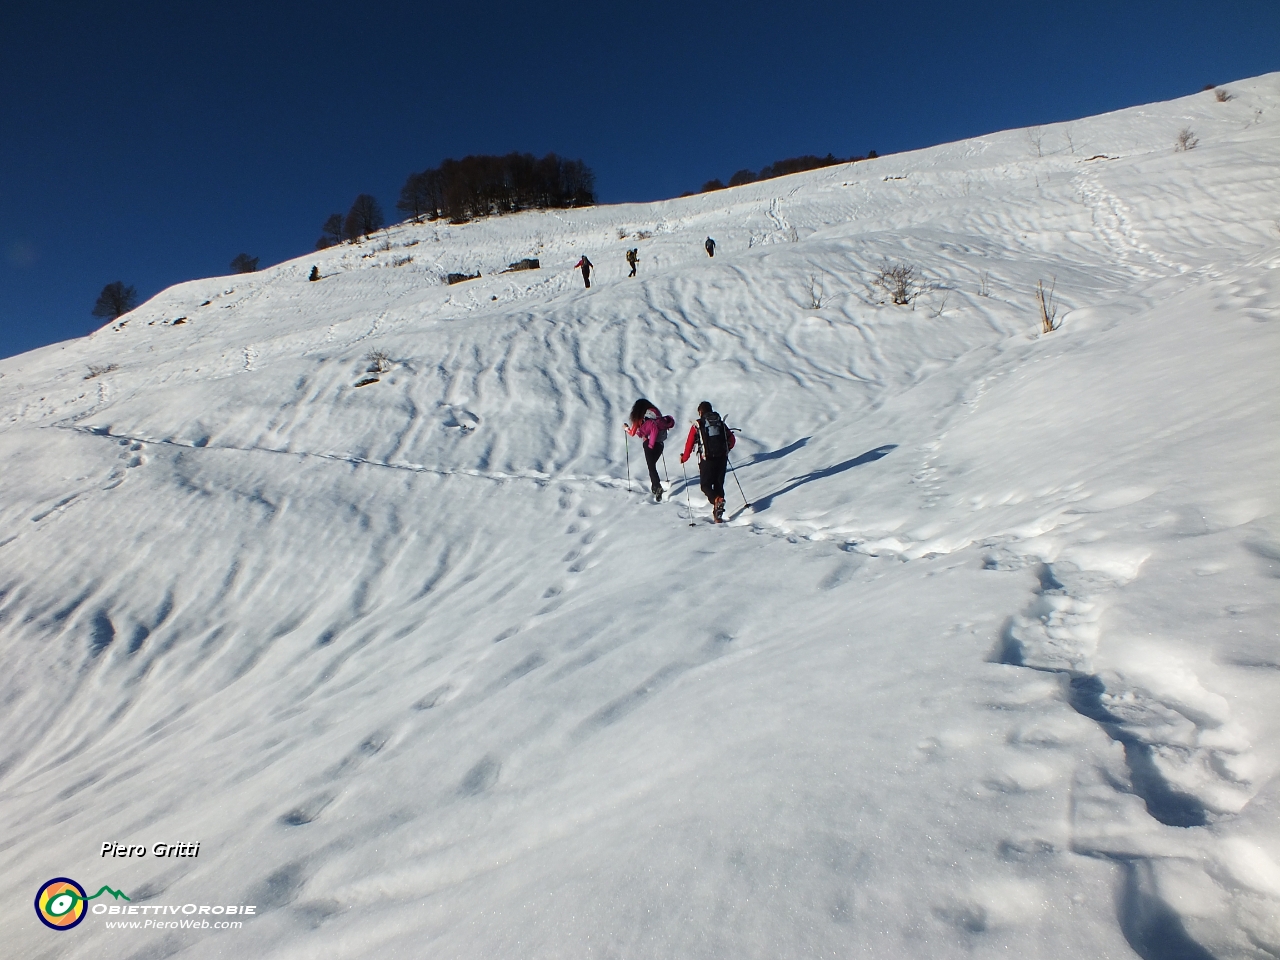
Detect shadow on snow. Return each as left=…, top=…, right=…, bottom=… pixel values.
left=742, top=444, right=897, bottom=512
left=735, top=436, right=810, bottom=468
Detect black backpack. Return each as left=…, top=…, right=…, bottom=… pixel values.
left=698, top=413, right=730, bottom=459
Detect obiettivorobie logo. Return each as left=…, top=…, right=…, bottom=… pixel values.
left=35, top=877, right=130, bottom=930
left=35, top=878, right=258, bottom=933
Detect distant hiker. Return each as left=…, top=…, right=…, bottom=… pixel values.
left=680, top=401, right=736, bottom=522
left=626, top=248, right=638, bottom=277
left=575, top=256, right=593, bottom=288
left=704, top=237, right=716, bottom=257
left=626, top=399, right=676, bottom=500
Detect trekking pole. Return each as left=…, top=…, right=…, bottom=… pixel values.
left=623, top=426, right=631, bottom=492
left=680, top=456, right=695, bottom=526
left=726, top=452, right=751, bottom=509
left=661, top=446, right=671, bottom=485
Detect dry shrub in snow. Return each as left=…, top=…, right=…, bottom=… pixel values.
left=1215, top=89, right=1233, bottom=103
left=365, top=350, right=393, bottom=373
left=1037, top=278, right=1060, bottom=333
left=806, top=273, right=829, bottom=309
left=929, top=290, right=950, bottom=318
left=872, top=261, right=923, bottom=305
left=1175, top=128, right=1200, bottom=152
left=1026, top=126, right=1044, bottom=158
left=85, top=363, right=118, bottom=380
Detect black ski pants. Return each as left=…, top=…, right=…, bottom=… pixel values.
left=699, top=455, right=727, bottom=503
left=581, top=266, right=591, bottom=288
left=643, top=442, right=664, bottom=490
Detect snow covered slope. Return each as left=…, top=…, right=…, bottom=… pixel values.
left=3, top=75, right=1279, bottom=959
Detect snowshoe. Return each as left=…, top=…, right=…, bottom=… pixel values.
left=712, top=497, right=725, bottom=523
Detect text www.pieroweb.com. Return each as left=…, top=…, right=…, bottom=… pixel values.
left=95, top=903, right=254, bottom=930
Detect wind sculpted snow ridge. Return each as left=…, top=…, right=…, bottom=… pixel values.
left=1, top=74, right=1278, bottom=959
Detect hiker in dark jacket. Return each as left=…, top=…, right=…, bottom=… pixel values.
left=704, top=237, right=716, bottom=257
left=680, top=401, right=736, bottom=522
left=626, top=248, right=638, bottom=277
left=626, top=398, right=676, bottom=500
left=575, top=256, right=593, bottom=288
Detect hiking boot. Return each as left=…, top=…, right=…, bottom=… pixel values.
left=713, top=497, right=725, bottom=523
left=652, top=483, right=663, bottom=501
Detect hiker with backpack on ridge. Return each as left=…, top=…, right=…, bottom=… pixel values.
left=626, top=248, right=639, bottom=277
left=626, top=399, right=676, bottom=501
left=680, top=401, right=736, bottom=522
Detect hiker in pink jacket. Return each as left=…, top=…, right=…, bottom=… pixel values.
left=625, top=398, right=676, bottom=500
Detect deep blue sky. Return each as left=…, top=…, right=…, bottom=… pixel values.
left=2, top=1, right=1277, bottom=360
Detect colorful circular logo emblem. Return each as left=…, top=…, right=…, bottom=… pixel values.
left=35, top=877, right=88, bottom=930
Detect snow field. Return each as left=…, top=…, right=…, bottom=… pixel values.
left=2, top=73, right=1279, bottom=958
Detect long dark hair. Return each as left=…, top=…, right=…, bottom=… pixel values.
left=629, top=398, right=654, bottom=428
